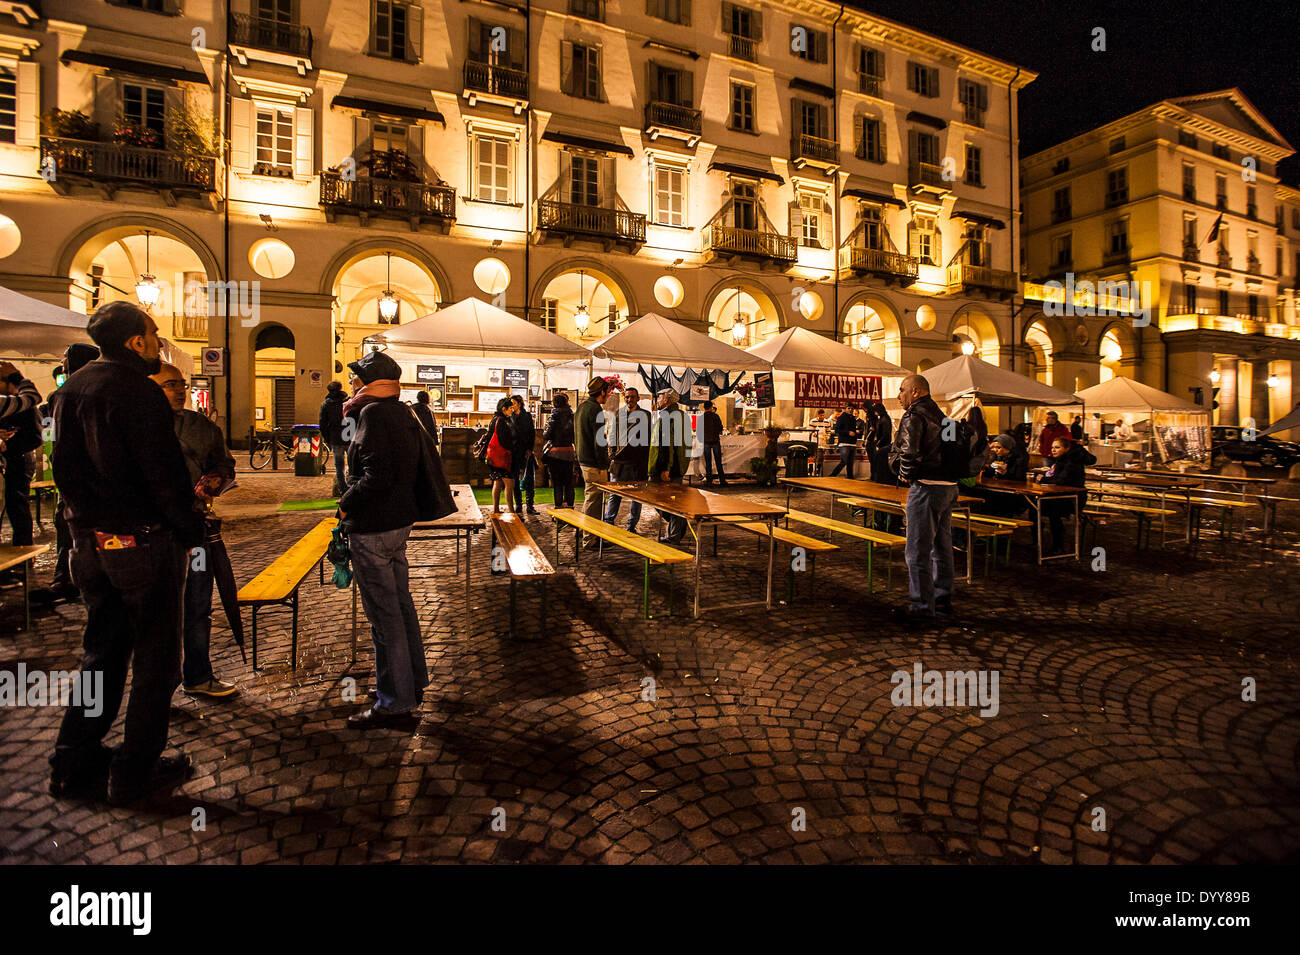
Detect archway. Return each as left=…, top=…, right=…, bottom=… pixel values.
left=705, top=283, right=783, bottom=347
left=949, top=306, right=1001, bottom=364
left=332, top=250, right=442, bottom=372
left=537, top=266, right=631, bottom=342
left=1099, top=328, right=1123, bottom=382
left=841, top=295, right=902, bottom=365
left=252, top=324, right=295, bottom=431
left=1024, top=321, right=1054, bottom=384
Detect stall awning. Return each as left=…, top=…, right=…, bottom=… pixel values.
left=1071, top=377, right=1206, bottom=414
left=588, top=313, right=771, bottom=371
left=60, top=50, right=208, bottom=85
left=331, top=95, right=445, bottom=125
left=924, top=353, right=1079, bottom=406
left=374, top=297, right=590, bottom=362
left=707, top=161, right=784, bottom=185
left=746, top=326, right=908, bottom=377
left=540, top=130, right=634, bottom=156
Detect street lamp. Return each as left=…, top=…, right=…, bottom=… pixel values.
left=961, top=340, right=976, bottom=355
left=1209, top=369, right=1221, bottom=384
left=1267, top=374, right=1280, bottom=388
left=574, top=269, right=590, bottom=334
left=377, top=252, right=399, bottom=323
left=135, top=230, right=161, bottom=309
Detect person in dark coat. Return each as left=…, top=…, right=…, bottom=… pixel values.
left=700, top=400, right=726, bottom=485
left=49, top=301, right=202, bottom=805
left=0, top=360, right=42, bottom=555
left=338, top=350, right=425, bottom=729
left=543, top=393, right=576, bottom=508
left=1036, top=435, right=1097, bottom=554
left=411, top=390, right=437, bottom=443
left=867, top=403, right=893, bottom=484
left=509, top=395, right=537, bottom=515
left=829, top=402, right=859, bottom=478
left=973, top=434, right=1031, bottom=518
left=319, top=381, right=348, bottom=496
left=604, top=386, right=651, bottom=531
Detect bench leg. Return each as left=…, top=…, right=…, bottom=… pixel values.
left=867, top=541, right=875, bottom=594
left=668, top=563, right=676, bottom=616
left=319, top=556, right=324, bottom=586
left=291, top=589, right=299, bottom=670
left=540, top=580, right=547, bottom=639
left=251, top=605, right=259, bottom=672
left=786, top=555, right=795, bottom=606
left=23, top=557, right=31, bottom=631
left=712, top=524, right=718, bottom=558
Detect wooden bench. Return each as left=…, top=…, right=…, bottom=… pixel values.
left=236, top=517, right=336, bottom=670
left=1085, top=499, right=1177, bottom=550
left=0, top=544, right=51, bottom=631
left=548, top=508, right=690, bottom=619
left=29, top=480, right=57, bottom=528
left=1185, top=497, right=1253, bottom=554
left=713, top=515, right=838, bottom=604
left=784, top=509, right=905, bottom=592
left=950, top=515, right=1015, bottom=575
left=489, top=513, right=556, bottom=639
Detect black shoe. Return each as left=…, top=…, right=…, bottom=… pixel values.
left=347, top=707, right=417, bottom=730
left=106, top=753, right=194, bottom=807
left=935, top=598, right=954, bottom=617
left=892, top=607, right=935, bottom=629
left=49, top=746, right=116, bottom=799
left=525, top=507, right=539, bottom=515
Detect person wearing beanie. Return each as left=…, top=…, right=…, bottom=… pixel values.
left=972, top=433, right=1031, bottom=518
left=574, top=376, right=610, bottom=547
left=337, top=348, right=427, bottom=730
left=319, top=379, right=349, bottom=496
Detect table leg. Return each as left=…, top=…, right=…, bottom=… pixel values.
left=765, top=518, right=775, bottom=610
left=693, top=520, right=702, bottom=619
left=464, top=530, right=471, bottom=606
left=23, top=557, right=30, bottom=631
left=1033, top=498, right=1043, bottom=566
left=1073, top=493, right=1080, bottom=561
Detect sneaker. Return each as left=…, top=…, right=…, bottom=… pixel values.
left=106, top=753, right=194, bottom=807
left=183, top=677, right=239, bottom=699
left=346, top=707, right=417, bottom=730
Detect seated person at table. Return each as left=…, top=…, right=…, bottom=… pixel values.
left=1035, top=436, right=1097, bottom=555
left=974, top=435, right=1030, bottom=517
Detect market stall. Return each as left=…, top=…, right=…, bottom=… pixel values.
left=922, top=353, right=1080, bottom=450
left=1057, top=377, right=1211, bottom=467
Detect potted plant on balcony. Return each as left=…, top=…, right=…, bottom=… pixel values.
left=113, top=120, right=165, bottom=151
left=363, top=148, right=422, bottom=183
left=165, top=104, right=219, bottom=188
left=41, top=109, right=98, bottom=141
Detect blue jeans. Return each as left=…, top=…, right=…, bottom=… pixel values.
left=330, top=442, right=347, bottom=494
left=703, top=443, right=725, bottom=482
left=904, top=482, right=957, bottom=613
left=182, top=562, right=215, bottom=686
left=829, top=445, right=855, bottom=478
left=512, top=453, right=535, bottom=510
left=603, top=493, right=642, bottom=531
left=349, top=526, right=426, bottom=714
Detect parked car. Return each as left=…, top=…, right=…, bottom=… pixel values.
left=1211, top=426, right=1300, bottom=468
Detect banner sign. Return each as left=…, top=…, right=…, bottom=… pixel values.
left=416, top=364, right=445, bottom=385
left=503, top=368, right=530, bottom=389
left=753, top=372, right=775, bottom=408
left=793, top=372, right=882, bottom=408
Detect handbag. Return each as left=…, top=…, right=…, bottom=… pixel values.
left=326, top=525, right=352, bottom=589
left=486, top=427, right=512, bottom=470
left=544, top=442, right=576, bottom=462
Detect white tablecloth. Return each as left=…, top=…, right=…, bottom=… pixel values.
left=687, top=433, right=768, bottom=478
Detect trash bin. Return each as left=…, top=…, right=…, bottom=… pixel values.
left=292, top=424, right=325, bottom=477
left=785, top=443, right=811, bottom=479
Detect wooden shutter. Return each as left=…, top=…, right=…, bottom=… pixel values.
left=92, top=74, right=117, bottom=131
left=751, top=7, right=762, bottom=39
left=814, top=31, right=828, bottom=63
left=600, top=154, right=615, bottom=207
left=406, top=123, right=425, bottom=179
left=680, top=0, right=691, bottom=27
left=406, top=3, right=423, bottom=62
left=721, top=2, right=733, bottom=32
left=560, top=41, right=573, bottom=96
left=294, top=106, right=313, bottom=179
left=557, top=148, right=572, bottom=201
left=352, top=115, right=371, bottom=164
left=928, top=66, right=939, bottom=98
left=645, top=60, right=657, bottom=102
left=15, top=60, right=38, bottom=147
left=819, top=195, right=832, bottom=249
left=369, top=0, right=382, bottom=56
left=907, top=128, right=918, bottom=167
left=906, top=62, right=917, bottom=92
left=977, top=82, right=988, bottom=109
left=682, top=68, right=694, bottom=108
left=467, top=17, right=484, bottom=60
left=508, top=27, right=525, bottom=69
left=788, top=198, right=802, bottom=239
left=645, top=0, right=656, bottom=15
left=878, top=117, right=886, bottom=162
left=230, top=96, right=252, bottom=172
left=594, top=44, right=603, bottom=100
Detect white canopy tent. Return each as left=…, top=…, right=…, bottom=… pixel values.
left=1061, top=376, right=1212, bottom=465
left=923, top=353, right=1080, bottom=406
left=371, top=296, right=590, bottom=363
left=587, top=312, right=771, bottom=371
left=1262, top=403, right=1300, bottom=437
left=1073, top=376, right=1205, bottom=414
left=744, top=325, right=908, bottom=378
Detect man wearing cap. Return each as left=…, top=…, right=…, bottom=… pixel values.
left=649, top=388, right=692, bottom=545
left=49, top=301, right=202, bottom=805
left=575, top=376, right=610, bottom=549
left=338, top=350, right=426, bottom=730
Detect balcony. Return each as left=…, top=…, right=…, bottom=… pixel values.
left=1247, top=252, right=1262, bottom=275
left=728, top=34, right=757, bottom=61
left=173, top=313, right=209, bottom=341
left=1103, top=244, right=1131, bottom=266
left=644, top=101, right=702, bottom=143
left=463, top=61, right=528, bottom=110
left=320, top=171, right=456, bottom=232
left=1183, top=241, right=1201, bottom=262
left=858, top=74, right=881, bottom=97
left=908, top=161, right=945, bottom=189
left=947, top=262, right=1016, bottom=295
left=1217, top=247, right=1232, bottom=270
left=229, top=13, right=313, bottom=74
left=791, top=133, right=837, bottom=168
left=707, top=223, right=796, bottom=267
left=537, top=198, right=646, bottom=248
left=839, top=246, right=918, bottom=283
left=40, top=137, right=218, bottom=201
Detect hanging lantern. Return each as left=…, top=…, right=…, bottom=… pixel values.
left=135, top=230, right=161, bottom=309
left=377, top=252, right=399, bottom=322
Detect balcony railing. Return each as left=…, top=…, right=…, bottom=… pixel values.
left=908, top=161, right=944, bottom=187
left=792, top=133, right=837, bottom=165
left=463, top=61, right=529, bottom=99
left=858, top=74, right=881, bottom=96
left=1217, top=247, right=1232, bottom=269
left=1103, top=244, right=1131, bottom=265
left=728, top=34, right=757, bottom=61
left=537, top=199, right=646, bottom=244
left=173, top=314, right=209, bottom=341
left=839, top=246, right=919, bottom=281
left=40, top=137, right=217, bottom=193
left=320, top=171, right=456, bottom=223
left=230, top=13, right=312, bottom=59
left=644, top=101, right=702, bottom=136
left=1183, top=241, right=1200, bottom=262
left=708, top=223, right=796, bottom=263
left=947, top=262, right=1017, bottom=293
left=962, top=103, right=986, bottom=127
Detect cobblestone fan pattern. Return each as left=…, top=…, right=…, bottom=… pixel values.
left=2, top=483, right=1299, bottom=864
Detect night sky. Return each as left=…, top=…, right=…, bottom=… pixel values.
left=854, top=0, right=1300, bottom=183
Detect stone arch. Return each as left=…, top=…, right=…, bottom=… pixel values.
left=317, top=237, right=452, bottom=303
left=530, top=257, right=639, bottom=320
left=701, top=276, right=786, bottom=346
left=947, top=304, right=1001, bottom=362
left=839, top=290, right=903, bottom=364
left=57, top=213, right=221, bottom=283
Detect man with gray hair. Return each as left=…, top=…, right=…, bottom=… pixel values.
left=888, top=374, right=957, bottom=624
left=649, top=388, right=692, bottom=545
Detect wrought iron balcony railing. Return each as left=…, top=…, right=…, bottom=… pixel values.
left=791, top=133, right=837, bottom=165
left=708, top=223, right=796, bottom=263
left=320, top=170, right=456, bottom=222
left=908, top=161, right=944, bottom=187
left=728, top=34, right=757, bottom=61
left=857, top=74, right=881, bottom=97
left=644, top=101, right=702, bottom=135
left=962, top=103, right=986, bottom=127
left=1183, top=241, right=1200, bottom=262
left=839, top=246, right=919, bottom=281
left=230, top=13, right=312, bottom=59
left=463, top=61, right=529, bottom=100
left=537, top=199, right=646, bottom=244
left=947, top=262, right=1017, bottom=293
left=1051, top=206, right=1071, bottom=224
left=40, top=137, right=217, bottom=193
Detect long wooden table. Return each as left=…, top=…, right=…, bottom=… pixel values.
left=591, top=481, right=786, bottom=617
left=408, top=484, right=486, bottom=606
left=1089, top=471, right=1202, bottom=545
left=1096, top=465, right=1281, bottom=542
left=976, top=476, right=1086, bottom=564
left=778, top=476, right=980, bottom=582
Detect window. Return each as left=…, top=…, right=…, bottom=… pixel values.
left=569, top=154, right=599, bottom=206
left=371, top=121, right=407, bottom=155
left=654, top=164, right=686, bottom=226
left=907, top=61, right=939, bottom=98
left=729, top=81, right=754, bottom=132
left=569, top=0, right=603, bottom=21
left=1184, top=283, right=1196, bottom=312
left=649, top=62, right=690, bottom=106
left=1183, top=213, right=1197, bottom=250
left=542, top=298, right=558, bottom=333
left=964, top=144, right=983, bottom=186
left=1182, top=164, right=1195, bottom=201
left=123, top=83, right=166, bottom=142
left=1247, top=185, right=1257, bottom=218
left=1052, top=187, right=1071, bottom=222
left=1179, top=130, right=1197, bottom=149
left=723, top=3, right=758, bottom=38
left=910, top=213, right=938, bottom=265
left=797, top=191, right=824, bottom=247
left=1105, top=167, right=1127, bottom=206
left=373, top=1, right=411, bottom=60
left=857, top=47, right=884, bottom=95
left=1276, top=246, right=1283, bottom=276
left=647, top=0, right=689, bottom=24
left=1295, top=250, right=1300, bottom=279
left=910, top=129, right=939, bottom=167
left=254, top=105, right=293, bottom=173
left=1215, top=173, right=1227, bottom=211
left=860, top=204, right=882, bottom=250
left=729, top=180, right=757, bottom=231
left=257, top=0, right=291, bottom=19
left=1293, top=208, right=1300, bottom=230
left=0, top=66, right=15, bottom=145
left=1213, top=142, right=1229, bottom=160
left=1106, top=219, right=1128, bottom=257
left=962, top=224, right=989, bottom=267
left=797, top=99, right=827, bottom=140
left=1109, top=135, right=1126, bottom=154
left=1218, top=289, right=1229, bottom=314
left=959, top=79, right=987, bottom=126
left=564, top=43, right=601, bottom=100
left=857, top=116, right=885, bottom=162
left=1053, top=233, right=1072, bottom=268
left=473, top=133, right=512, bottom=202
left=792, top=26, right=828, bottom=63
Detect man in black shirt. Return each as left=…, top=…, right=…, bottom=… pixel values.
left=700, top=400, right=727, bottom=485
left=49, top=302, right=202, bottom=805
left=318, top=380, right=347, bottom=496
left=509, top=394, right=537, bottom=515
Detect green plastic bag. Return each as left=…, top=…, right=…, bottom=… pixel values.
left=327, top=525, right=353, bottom=589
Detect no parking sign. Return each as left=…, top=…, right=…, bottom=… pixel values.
left=201, top=347, right=225, bottom=375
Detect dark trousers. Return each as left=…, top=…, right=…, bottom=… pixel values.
left=349, top=526, right=426, bottom=713
left=182, top=562, right=215, bottom=686
left=1042, top=496, right=1082, bottom=551
left=904, top=482, right=958, bottom=613
left=2, top=452, right=33, bottom=546
left=330, top=442, right=347, bottom=495
left=52, top=505, right=73, bottom=589
left=512, top=453, right=536, bottom=510
left=53, top=529, right=186, bottom=784
left=829, top=445, right=855, bottom=479
left=547, top=457, right=575, bottom=507
left=703, top=442, right=725, bottom=482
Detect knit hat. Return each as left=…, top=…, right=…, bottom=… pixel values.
left=347, top=349, right=402, bottom=384
left=991, top=434, right=1014, bottom=451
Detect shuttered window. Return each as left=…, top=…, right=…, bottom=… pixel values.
left=907, top=61, right=939, bottom=98
left=0, top=67, right=14, bottom=144
left=255, top=105, right=294, bottom=172
left=474, top=134, right=512, bottom=202
left=654, top=164, right=686, bottom=226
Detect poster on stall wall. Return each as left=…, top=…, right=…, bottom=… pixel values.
left=504, top=368, right=530, bottom=390
left=689, top=385, right=710, bottom=404
left=793, top=372, right=882, bottom=408
left=753, top=372, right=776, bottom=408
left=416, top=365, right=445, bottom=386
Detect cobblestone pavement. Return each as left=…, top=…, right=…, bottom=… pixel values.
left=2, top=473, right=1299, bottom=864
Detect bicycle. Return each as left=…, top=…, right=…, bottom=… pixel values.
left=249, top=428, right=295, bottom=470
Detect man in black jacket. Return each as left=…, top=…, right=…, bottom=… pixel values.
left=319, top=380, right=347, bottom=496
left=888, top=374, right=957, bottom=622
left=700, top=400, right=727, bottom=485
left=0, top=360, right=42, bottom=552
left=338, top=350, right=425, bottom=730
left=49, top=301, right=201, bottom=805
left=509, top=394, right=537, bottom=515
left=829, top=403, right=858, bottom=478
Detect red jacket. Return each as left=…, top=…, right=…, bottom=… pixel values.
left=1037, top=422, right=1071, bottom=458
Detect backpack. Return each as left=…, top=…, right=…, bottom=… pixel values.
left=938, top=416, right=988, bottom=481
left=405, top=407, right=456, bottom=523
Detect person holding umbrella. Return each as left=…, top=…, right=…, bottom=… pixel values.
left=150, top=363, right=240, bottom=699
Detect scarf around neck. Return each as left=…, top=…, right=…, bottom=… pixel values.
left=342, top=379, right=400, bottom=420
